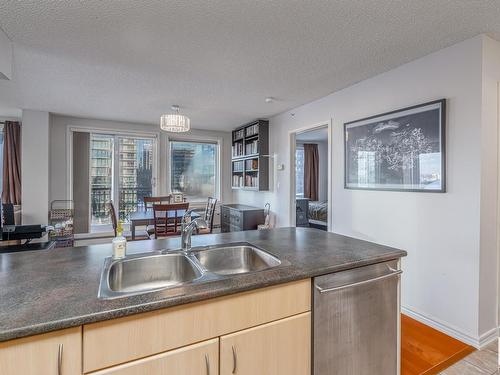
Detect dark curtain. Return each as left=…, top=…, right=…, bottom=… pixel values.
left=73, top=132, right=90, bottom=233
left=303, top=143, right=319, bottom=201
left=2, top=121, right=21, bottom=205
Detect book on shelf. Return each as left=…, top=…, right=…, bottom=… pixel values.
left=245, top=175, right=258, bottom=188
left=245, top=124, right=259, bottom=137
left=245, top=159, right=258, bottom=170
left=233, top=160, right=244, bottom=172
left=232, top=142, right=244, bottom=157
left=245, top=140, right=258, bottom=155
left=233, top=129, right=245, bottom=140
left=232, top=175, right=243, bottom=187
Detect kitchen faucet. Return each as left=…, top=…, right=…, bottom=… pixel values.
left=181, top=210, right=208, bottom=252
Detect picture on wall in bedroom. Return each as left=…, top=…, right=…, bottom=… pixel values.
left=344, top=99, right=446, bottom=192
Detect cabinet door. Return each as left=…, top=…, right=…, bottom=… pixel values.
left=0, top=327, right=81, bottom=375
left=221, top=207, right=230, bottom=232
left=92, top=338, right=218, bottom=375
left=220, top=313, right=310, bottom=375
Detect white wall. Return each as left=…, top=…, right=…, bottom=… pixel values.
left=0, top=28, right=12, bottom=80
left=235, top=35, right=498, bottom=347
left=481, top=36, right=500, bottom=340
left=21, top=109, right=50, bottom=224
left=0, top=116, right=20, bottom=122
left=317, top=141, right=328, bottom=201
left=49, top=114, right=233, bottom=207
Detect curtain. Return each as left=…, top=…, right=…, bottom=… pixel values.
left=2, top=121, right=21, bottom=205
left=303, top=143, right=319, bottom=201
left=72, top=132, right=90, bottom=233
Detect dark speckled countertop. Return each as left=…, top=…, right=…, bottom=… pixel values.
left=0, top=227, right=406, bottom=342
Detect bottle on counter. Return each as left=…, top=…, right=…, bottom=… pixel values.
left=112, top=221, right=127, bottom=259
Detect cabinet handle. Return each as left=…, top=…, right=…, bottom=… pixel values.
left=315, top=269, right=402, bottom=294
left=232, top=345, right=237, bottom=374
left=57, top=343, right=63, bottom=375
left=205, top=354, right=210, bottom=375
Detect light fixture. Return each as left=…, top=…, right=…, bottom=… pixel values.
left=265, top=97, right=274, bottom=103
left=160, top=105, right=191, bottom=133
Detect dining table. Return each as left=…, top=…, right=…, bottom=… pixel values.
left=129, top=209, right=200, bottom=240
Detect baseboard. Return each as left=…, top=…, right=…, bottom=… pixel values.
left=479, top=326, right=499, bottom=349
left=402, top=306, right=498, bottom=349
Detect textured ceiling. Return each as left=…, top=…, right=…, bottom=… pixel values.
left=0, top=1, right=499, bottom=130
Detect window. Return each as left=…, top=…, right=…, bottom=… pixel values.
left=90, top=134, right=156, bottom=228
left=169, top=140, right=218, bottom=202
left=295, top=146, right=304, bottom=197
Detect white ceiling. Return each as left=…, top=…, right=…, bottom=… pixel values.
left=296, top=127, right=328, bottom=142
left=0, top=1, right=499, bottom=130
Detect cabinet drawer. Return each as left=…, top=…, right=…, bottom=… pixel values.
left=228, top=211, right=242, bottom=225
left=91, top=338, right=218, bottom=375
left=221, top=207, right=230, bottom=221
left=83, top=279, right=311, bottom=372
left=0, top=327, right=82, bottom=375
left=220, top=313, right=311, bottom=375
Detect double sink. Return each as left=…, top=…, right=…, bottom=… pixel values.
left=98, top=242, right=283, bottom=299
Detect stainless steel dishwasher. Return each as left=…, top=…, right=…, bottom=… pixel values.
left=313, top=260, right=402, bottom=375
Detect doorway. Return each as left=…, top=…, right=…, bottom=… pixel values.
left=289, top=122, right=332, bottom=231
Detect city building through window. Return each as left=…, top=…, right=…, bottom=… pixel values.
left=295, top=146, right=304, bottom=197
left=90, top=134, right=155, bottom=228
left=169, top=140, right=218, bottom=202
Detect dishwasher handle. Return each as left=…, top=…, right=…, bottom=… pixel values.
left=315, top=268, right=402, bottom=294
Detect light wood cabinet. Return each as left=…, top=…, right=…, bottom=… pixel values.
left=83, top=279, right=310, bottom=372
left=0, top=279, right=312, bottom=375
left=90, top=338, right=218, bottom=375
left=0, top=327, right=81, bottom=375
left=220, top=312, right=311, bottom=375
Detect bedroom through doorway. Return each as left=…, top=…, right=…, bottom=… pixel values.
left=290, top=123, right=331, bottom=231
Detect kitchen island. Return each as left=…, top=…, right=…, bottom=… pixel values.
left=0, top=227, right=406, bottom=374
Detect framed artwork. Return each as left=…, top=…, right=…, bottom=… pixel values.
left=344, top=99, right=446, bottom=192
left=171, top=192, right=184, bottom=203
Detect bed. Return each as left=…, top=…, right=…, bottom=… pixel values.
left=308, top=200, right=328, bottom=230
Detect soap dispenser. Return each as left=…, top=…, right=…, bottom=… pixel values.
left=112, top=221, right=127, bottom=259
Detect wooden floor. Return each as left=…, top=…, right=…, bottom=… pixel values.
left=401, top=314, right=475, bottom=375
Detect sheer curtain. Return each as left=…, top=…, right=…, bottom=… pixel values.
left=2, top=121, right=21, bottom=205
left=303, top=143, right=319, bottom=201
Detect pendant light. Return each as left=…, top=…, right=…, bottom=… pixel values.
left=160, top=105, right=191, bottom=132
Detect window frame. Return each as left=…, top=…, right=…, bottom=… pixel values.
left=67, top=126, right=159, bottom=234
left=166, top=134, right=222, bottom=203
left=295, top=145, right=305, bottom=198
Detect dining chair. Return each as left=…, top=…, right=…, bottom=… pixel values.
left=143, top=196, right=173, bottom=237
left=197, top=197, right=218, bottom=234
left=107, top=201, right=149, bottom=241
left=143, top=196, right=172, bottom=211
left=152, top=203, right=189, bottom=238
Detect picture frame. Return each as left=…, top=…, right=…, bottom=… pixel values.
left=344, top=99, right=446, bottom=192
left=171, top=192, right=184, bottom=203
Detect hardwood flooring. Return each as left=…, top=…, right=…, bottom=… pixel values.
left=439, top=341, right=498, bottom=374
left=402, top=314, right=476, bottom=375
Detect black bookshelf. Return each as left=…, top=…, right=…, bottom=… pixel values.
left=231, top=119, right=269, bottom=191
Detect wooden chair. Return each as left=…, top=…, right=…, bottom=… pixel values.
left=107, top=202, right=149, bottom=240
left=152, top=203, right=189, bottom=238
left=197, top=197, right=218, bottom=234
left=143, top=196, right=172, bottom=210
left=143, top=196, right=173, bottom=237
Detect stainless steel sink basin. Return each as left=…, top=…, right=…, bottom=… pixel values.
left=98, top=243, right=283, bottom=299
left=193, top=245, right=281, bottom=275
left=99, top=252, right=203, bottom=298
